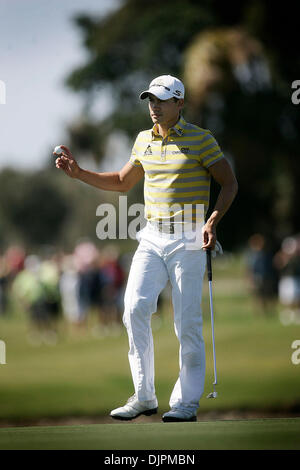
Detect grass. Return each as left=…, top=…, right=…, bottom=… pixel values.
left=0, top=253, right=300, bottom=425
left=0, top=253, right=300, bottom=450
left=0, top=419, right=299, bottom=450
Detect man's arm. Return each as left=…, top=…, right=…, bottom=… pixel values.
left=202, top=158, right=238, bottom=250
left=55, top=145, right=144, bottom=192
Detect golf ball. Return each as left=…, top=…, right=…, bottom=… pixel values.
left=54, top=145, right=63, bottom=155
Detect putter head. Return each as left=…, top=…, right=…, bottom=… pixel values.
left=207, top=391, right=218, bottom=399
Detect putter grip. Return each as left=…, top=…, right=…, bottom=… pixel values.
left=206, top=248, right=212, bottom=281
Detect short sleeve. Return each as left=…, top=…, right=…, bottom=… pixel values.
left=199, top=132, right=224, bottom=169
left=129, top=133, right=142, bottom=167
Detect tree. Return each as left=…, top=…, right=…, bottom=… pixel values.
left=0, top=169, right=70, bottom=250
left=63, top=0, right=299, bottom=249
left=65, top=0, right=217, bottom=154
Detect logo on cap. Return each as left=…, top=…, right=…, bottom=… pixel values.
left=139, top=75, right=184, bottom=101
left=152, top=81, right=171, bottom=91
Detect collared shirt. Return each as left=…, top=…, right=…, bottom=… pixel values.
left=129, top=116, right=224, bottom=222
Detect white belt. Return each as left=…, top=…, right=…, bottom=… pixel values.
left=148, top=220, right=178, bottom=234
left=148, top=220, right=199, bottom=235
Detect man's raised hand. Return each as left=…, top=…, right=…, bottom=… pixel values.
left=54, top=145, right=80, bottom=178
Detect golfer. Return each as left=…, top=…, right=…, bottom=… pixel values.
left=55, top=75, right=238, bottom=422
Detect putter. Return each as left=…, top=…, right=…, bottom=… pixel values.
left=206, top=248, right=218, bottom=399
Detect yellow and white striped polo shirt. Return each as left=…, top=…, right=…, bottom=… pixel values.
left=129, top=116, right=224, bottom=222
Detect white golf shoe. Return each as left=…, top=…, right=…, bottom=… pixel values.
left=162, top=408, right=197, bottom=422
left=110, top=395, right=158, bottom=421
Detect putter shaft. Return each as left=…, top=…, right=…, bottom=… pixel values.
left=206, top=249, right=218, bottom=398
left=208, top=279, right=217, bottom=387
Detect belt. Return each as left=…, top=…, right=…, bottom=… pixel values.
left=149, top=220, right=177, bottom=234
left=148, top=219, right=199, bottom=235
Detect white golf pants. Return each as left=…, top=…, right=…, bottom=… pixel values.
left=123, top=223, right=206, bottom=412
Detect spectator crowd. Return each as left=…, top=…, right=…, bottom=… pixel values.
left=1, top=232, right=300, bottom=345
left=246, top=232, right=300, bottom=322
left=0, top=241, right=128, bottom=344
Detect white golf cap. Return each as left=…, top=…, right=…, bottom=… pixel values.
left=139, top=75, right=185, bottom=100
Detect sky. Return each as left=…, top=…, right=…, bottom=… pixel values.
left=0, top=0, right=121, bottom=170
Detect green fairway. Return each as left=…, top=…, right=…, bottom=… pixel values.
left=0, top=254, right=300, bottom=424
left=0, top=418, right=299, bottom=450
